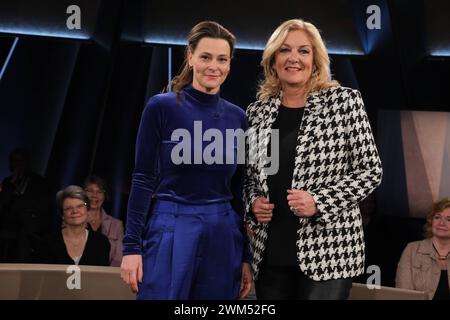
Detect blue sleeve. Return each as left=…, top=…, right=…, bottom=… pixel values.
left=123, top=96, right=163, bottom=256
left=230, top=113, right=252, bottom=263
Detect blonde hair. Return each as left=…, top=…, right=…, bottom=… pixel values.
left=257, top=19, right=339, bottom=100
left=170, top=21, right=235, bottom=98
left=424, top=197, right=450, bottom=238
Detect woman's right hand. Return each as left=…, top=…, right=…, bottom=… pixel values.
left=252, top=197, right=274, bottom=224
left=120, top=254, right=143, bottom=293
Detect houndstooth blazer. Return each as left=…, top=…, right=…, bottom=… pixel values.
left=244, top=86, right=383, bottom=281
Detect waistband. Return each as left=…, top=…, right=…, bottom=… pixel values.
left=152, top=199, right=233, bottom=215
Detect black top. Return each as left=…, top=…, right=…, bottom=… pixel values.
left=433, top=270, right=450, bottom=300
left=43, top=228, right=110, bottom=266
left=266, top=105, right=304, bottom=266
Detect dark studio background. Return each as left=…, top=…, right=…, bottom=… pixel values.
left=1, top=0, right=450, bottom=286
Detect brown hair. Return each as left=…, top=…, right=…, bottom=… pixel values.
left=170, top=21, right=236, bottom=98
left=84, top=175, right=109, bottom=201
left=424, top=197, right=450, bottom=238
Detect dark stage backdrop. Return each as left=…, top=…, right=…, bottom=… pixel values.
left=1, top=1, right=450, bottom=283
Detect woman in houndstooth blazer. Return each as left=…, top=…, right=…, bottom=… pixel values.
left=244, top=19, right=383, bottom=300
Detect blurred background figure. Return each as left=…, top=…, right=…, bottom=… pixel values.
left=0, top=148, right=52, bottom=262
left=42, top=185, right=110, bottom=266
left=396, top=197, right=450, bottom=300
left=84, top=175, right=123, bottom=266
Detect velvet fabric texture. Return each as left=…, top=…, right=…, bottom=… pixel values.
left=124, top=86, right=249, bottom=258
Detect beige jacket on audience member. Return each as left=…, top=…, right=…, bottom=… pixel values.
left=396, top=238, right=450, bottom=299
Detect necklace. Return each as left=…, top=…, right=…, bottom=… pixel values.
left=432, top=242, right=450, bottom=260
left=64, top=229, right=87, bottom=248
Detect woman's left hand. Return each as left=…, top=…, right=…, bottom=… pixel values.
left=287, top=189, right=318, bottom=217
left=239, top=262, right=252, bottom=299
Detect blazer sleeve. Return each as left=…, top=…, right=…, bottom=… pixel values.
left=395, top=243, right=415, bottom=290
left=309, top=89, right=383, bottom=224
left=229, top=113, right=252, bottom=263
left=243, top=102, right=264, bottom=229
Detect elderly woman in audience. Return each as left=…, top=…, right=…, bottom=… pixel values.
left=45, top=185, right=110, bottom=266
left=396, top=197, right=450, bottom=300
left=84, top=175, right=123, bottom=266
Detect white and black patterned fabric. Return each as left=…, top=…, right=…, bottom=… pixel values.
left=244, top=86, right=383, bottom=281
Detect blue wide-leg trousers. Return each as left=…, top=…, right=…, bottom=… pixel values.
left=137, top=200, right=243, bottom=300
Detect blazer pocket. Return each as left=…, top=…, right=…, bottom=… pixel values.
left=311, top=217, right=348, bottom=230
left=314, top=206, right=362, bottom=230
left=300, top=222, right=353, bottom=238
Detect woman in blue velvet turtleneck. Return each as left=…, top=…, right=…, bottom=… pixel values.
left=120, top=21, right=252, bottom=300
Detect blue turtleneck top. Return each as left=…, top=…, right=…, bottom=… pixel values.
left=123, top=85, right=249, bottom=260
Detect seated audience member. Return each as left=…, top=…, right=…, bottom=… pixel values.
left=84, top=175, right=123, bottom=266
left=0, top=148, right=52, bottom=262
left=44, top=185, right=110, bottom=266
left=396, top=197, right=450, bottom=300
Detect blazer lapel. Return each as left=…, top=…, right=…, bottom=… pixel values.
left=292, top=90, right=324, bottom=190
left=258, top=96, right=281, bottom=197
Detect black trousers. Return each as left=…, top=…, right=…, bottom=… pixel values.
left=255, top=263, right=353, bottom=300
